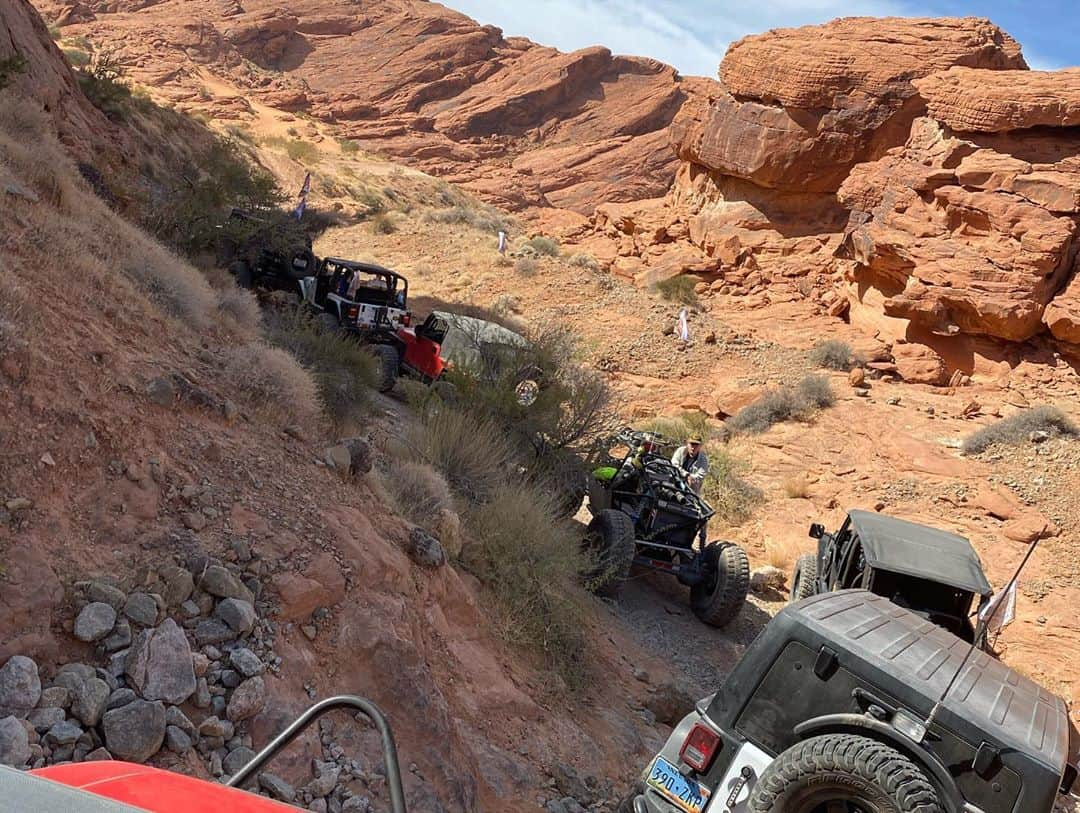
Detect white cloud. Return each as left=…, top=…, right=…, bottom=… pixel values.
left=444, top=0, right=915, bottom=76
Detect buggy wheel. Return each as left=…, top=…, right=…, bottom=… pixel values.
left=748, top=733, right=943, bottom=813
left=582, top=509, right=636, bottom=597
left=231, top=260, right=254, bottom=289
left=690, top=542, right=749, bottom=627
left=791, top=553, right=818, bottom=602
left=372, top=344, right=400, bottom=393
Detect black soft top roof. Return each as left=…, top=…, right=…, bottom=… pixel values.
left=322, top=258, right=403, bottom=280
left=795, top=591, right=1069, bottom=772
left=848, top=510, right=992, bottom=596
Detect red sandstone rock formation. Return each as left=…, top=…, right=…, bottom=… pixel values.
left=33, top=0, right=699, bottom=213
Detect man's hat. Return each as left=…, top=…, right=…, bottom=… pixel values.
left=688, top=434, right=703, bottom=444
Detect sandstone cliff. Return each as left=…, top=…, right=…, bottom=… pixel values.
left=34, top=0, right=701, bottom=213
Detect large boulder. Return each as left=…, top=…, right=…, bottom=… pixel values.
left=74, top=602, right=117, bottom=643
left=226, top=676, right=266, bottom=722
left=0, top=715, right=30, bottom=768
left=839, top=67, right=1080, bottom=345
left=101, top=700, right=166, bottom=763
left=125, top=619, right=197, bottom=705
left=0, top=655, right=40, bottom=717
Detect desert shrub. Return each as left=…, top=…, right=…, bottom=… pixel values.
left=462, top=485, right=587, bottom=687
left=144, top=136, right=283, bottom=255
left=526, top=236, right=560, bottom=257
left=654, top=275, right=698, bottom=306
left=639, top=412, right=713, bottom=445
left=285, top=139, right=319, bottom=164
left=120, top=235, right=220, bottom=329
left=224, top=342, right=322, bottom=424
left=216, top=286, right=261, bottom=334
left=809, top=339, right=858, bottom=371
left=962, top=406, right=1078, bottom=455
left=0, top=53, right=27, bottom=90
left=704, top=449, right=764, bottom=525
left=0, top=271, right=35, bottom=355
left=514, top=256, right=538, bottom=276
left=370, top=212, right=396, bottom=234
left=568, top=253, right=599, bottom=271
left=728, top=375, right=835, bottom=434
left=77, top=51, right=132, bottom=119
left=263, top=308, right=380, bottom=427
left=338, top=138, right=360, bottom=154
left=408, top=407, right=518, bottom=504
left=48, top=24, right=62, bottom=40
left=378, top=460, right=455, bottom=530
left=422, top=204, right=513, bottom=235
left=783, top=472, right=812, bottom=499
left=62, top=48, right=90, bottom=67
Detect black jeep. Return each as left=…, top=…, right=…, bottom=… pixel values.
left=583, top=429, right=749, bottom=628
left=623, top=590, right=1078, bottom=813
left=792, top=510, right=993, bottom=645
left=220, top=208, right=317, bottom=292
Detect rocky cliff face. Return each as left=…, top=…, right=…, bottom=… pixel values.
left=34, top=0, right=701, bottom=213
left=840, top=69, right=1080, bottom=350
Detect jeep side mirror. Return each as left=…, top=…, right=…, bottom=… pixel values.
left=809, top=523, right=825, bottom=539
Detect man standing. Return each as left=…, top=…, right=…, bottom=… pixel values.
left=671, top=435, right=708, bottom=494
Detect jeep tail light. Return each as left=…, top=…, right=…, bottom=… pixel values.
left=401, top=312, right=411, bottom=326
left=347, top=306, right=359, bottom=320
left=679, top=723, right=721, bottom=772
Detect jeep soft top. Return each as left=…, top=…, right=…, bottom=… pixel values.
left=846, top=509, right=992, bottom=596
left=696, top=590, right=1071, bottom=812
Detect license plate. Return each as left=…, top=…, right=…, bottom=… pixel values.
left=646, top=756, right=711, bottom=813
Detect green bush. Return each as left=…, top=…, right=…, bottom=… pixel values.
left=809, top=339, right=858, bottom=371
left=728, top=375, right=835, bottom=434
left=962, top=406, right=1078, bottom=455
left=263, top=308, right=380, bottom=428
left=48, top=24, right=62, bottom=40
left=654, top=275, right=698, bottom=306
left=63, top=48, right=90, bottom=67
left=285, top=139, right=319, bottom=164
left=76, top=52, right=132, bottom=119
left=338, top=138, right=360, bottom=154
left=462, top=485, right=587, bottom=687
left=526, top=236, right=560, bottom=257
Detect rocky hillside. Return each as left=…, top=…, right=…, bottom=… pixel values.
left=33, top=0, right=705, bottom=213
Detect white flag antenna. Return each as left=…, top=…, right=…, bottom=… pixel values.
left=979, top=579, right=1017, bottom=635
left=677, top=308, right=690, bottom=343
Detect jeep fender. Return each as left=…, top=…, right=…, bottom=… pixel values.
left=793, top=714, right=975, bottom=813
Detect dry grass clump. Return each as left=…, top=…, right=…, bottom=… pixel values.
left=782, top=472, right=812, bottom=499
left=763, top=536, right=804, bottom=571
left=962, top=406, right=1078, bottom=455
left=462, top=485, right=587, bottom=686
left=654, top=275, right=698, bottom=306
left=224, top=342, right=322, bottom=424
left=118, top=227, right=220, bottom=330
left=370, top=212, right=396, bottom=234
left=568, top=253, right=599, bottom=271
left=809, top=339, right=859, bottom=371
left=423, top=204, right=513, bottom=235
left=215, top=286, right=262, bottom=335
left=515, top=256, right=538, bottom=276
left=729, top=375, right=835, bottom=435
left=525, top=236, right=559, bottom=256
left=378, top=460, right=455, bottom=529
left=263, top=309, right=379, bottom=428
left=408, top=407, right=517, bottom=504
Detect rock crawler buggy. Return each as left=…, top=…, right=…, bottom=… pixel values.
left=623, top=590, right=1079, bottom=813
left=792, top=510, right=993, bottom=646
left=584, top=429, right=750, bottom=628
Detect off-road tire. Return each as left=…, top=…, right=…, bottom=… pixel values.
left=583, top=509, right=636, bottom=597
left=790, top=553, right=818, bottom=602
left=748, top=733, right=943, bottom=813
left=690, top=542, right=749, bottom=627
left=372, top=344, right=400, bottom=393
left=615, top=781, right=644, bottom=813
left=231, top=260, right=254, bottom=289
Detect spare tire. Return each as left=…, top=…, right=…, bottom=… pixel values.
left=748, top=733, right=943, bottom=813
left=231, top=260, right=254, bottom=290
left=690, top=542, right=749, bottom=627
left=371, top=344, right=400, bottom=393
left=790, top=553, right=818, bottom=602
left=583, top=509, right=636, bottom=597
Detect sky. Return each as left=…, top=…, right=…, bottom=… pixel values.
left=446, top=0, right=1077, bottom=76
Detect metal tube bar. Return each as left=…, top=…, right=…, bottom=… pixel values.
left=226, top=694, right=407, bottom=813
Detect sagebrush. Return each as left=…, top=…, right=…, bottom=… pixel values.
left=654, top=275, right=698, bottom=305
left=962, top=406, right=1078, bottom=455
left=728, top=375, right=835, bottom=434
left=224, top=342, right=322, bottom=425
left=809, top=339, right=858, bottom=371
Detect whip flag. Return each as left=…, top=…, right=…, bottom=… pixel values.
left=293, top=172, right=312, bottom=220
left=979, top=579, right=1017, bottom=634
left=677, top=307, right=690, bottom=343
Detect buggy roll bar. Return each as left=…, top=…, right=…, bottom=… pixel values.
left=226, top=695, right=407, bottom=813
